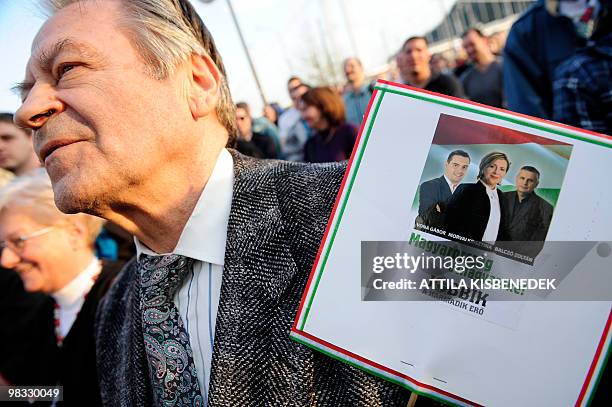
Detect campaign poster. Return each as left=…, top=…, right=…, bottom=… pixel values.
left=292, top=80, right=612, bottom=407
left=413, top=113, right=572, bottom=265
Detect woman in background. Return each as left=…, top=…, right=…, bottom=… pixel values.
left=299, top=87, right=358, bottom=163
left=0, top=169, right=122, bottom=405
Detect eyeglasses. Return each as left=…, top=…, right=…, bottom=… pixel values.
left=0, top=226, right=56, bottom=255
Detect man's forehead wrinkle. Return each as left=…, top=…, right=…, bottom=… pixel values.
left=34, top=37, right=104, bottom=72
left=36, top=38, right=75, bottom=72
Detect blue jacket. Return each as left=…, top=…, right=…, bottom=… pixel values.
left=553, top=33, right=612, bottom=134
left=503, top=0, right=585, bottom=119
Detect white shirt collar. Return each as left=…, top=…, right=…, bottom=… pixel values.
left=480, top=179, right=498, bottom=198
left=134, top=148, right=234, bottom=266
left=51, top=256, right=101, bottom=309
left=443, top=175, right=459, bottom=193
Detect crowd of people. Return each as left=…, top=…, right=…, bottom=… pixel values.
left=228, top=0, right=610, bottom=168
left=0, top=0, right=610, bottom=405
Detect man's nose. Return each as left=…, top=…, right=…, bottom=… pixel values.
left=0, top=246, right=21, bottom=269
left=14, top=83, right=64, bottom=131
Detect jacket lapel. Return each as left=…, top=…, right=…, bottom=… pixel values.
left=208, top=151, right=301, bottom=403
left=438, top=175, right=452, bottom=200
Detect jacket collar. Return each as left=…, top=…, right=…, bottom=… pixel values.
left=221, top=150, right=299, bottom=301
left=208, top=150, right=300, bottom=401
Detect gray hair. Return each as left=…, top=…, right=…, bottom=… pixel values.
left=0, top=169, right=104, bottom=247
left=43, top=0, right=237, bottom=146
left=519, top=165, right=541, bottom=181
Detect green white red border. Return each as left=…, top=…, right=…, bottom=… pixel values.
left=290, top=79, right=612, bottom=406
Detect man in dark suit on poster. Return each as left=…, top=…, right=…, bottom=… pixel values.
left=418, top=150, right=470, bottom=228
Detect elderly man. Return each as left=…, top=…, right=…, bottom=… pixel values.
left=0, top=169, right=121, bottom=405
left=0, top=113, right=39, bottom=176
left=15, top=0, right=409, bottom=405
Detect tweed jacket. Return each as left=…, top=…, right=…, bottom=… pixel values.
left=95, top=151, right=410, bottom=406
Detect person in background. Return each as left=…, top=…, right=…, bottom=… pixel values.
left=488, top=31, right=507, bottom=56
left=342, top=57, right=373, bottom=129
left=452, top=49, right=471, bottom=79
left=503, top=0, right=587, bottom=119
left=282, top=81, right=312, bottom=161
left=278, top=77, right=305, bottom=145
left=0, top=113, right=126, bottom=261
left=553, top=0, right=611, bottom=135
left=0, top=169, right=123, bottom=405
left=300, top=87, right=358, bottom=163
left=430, top=53, right=452, bottom=75
left=262, top=102, right=283, bottom=127
left=235, top=102, right=278, bottom=159
left=460, top=28, right=505, bottom=108
left=0, top=113, right=40, bottom=177
left=1, top=264, right=55, bottom=390
left=396, top=36, right=465, bottom=98
left=252, top=113, right=281, bottom=157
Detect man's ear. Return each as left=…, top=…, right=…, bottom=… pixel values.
left=188, top=53, right=221, bottom=119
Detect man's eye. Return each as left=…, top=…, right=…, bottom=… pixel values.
left=57, top=64, right=77, bottom=78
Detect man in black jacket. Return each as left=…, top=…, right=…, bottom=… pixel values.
left=418, top=150, right=470, bottom=229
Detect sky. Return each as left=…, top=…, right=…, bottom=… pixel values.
left=0, top=0, right=457, bottom=115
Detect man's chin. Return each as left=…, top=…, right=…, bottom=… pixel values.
left=51, top=178, right=96, bottom=215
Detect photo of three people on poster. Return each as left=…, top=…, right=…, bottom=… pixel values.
left=417, top=149, right=553, bottom=258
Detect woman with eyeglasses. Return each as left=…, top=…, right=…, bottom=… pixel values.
left=0, top=169, right=123, bottom=405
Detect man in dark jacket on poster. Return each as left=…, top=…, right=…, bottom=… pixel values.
left=418, top=150, right=470, bottom=229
